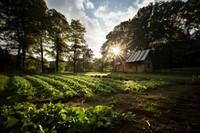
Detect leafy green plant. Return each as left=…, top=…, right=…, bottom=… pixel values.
left=46, top=75, right=94, bottom=98
left=59, top=75, right=124, bottom=95
left=0, top=74, right=10, bottom=92
left=24, top=75, right=63, bottom=99
left=11, top=76, right=36, bottom=100
left=125, top=80, right=170, bottom=93
left=0, top=102, right=134, bottom=133
left=34, top=75, right=77, bottom=98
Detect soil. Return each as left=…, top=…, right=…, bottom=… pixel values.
left=65, top=84, right=200, bottom=133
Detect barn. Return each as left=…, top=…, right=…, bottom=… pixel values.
left=115, top=49, right=152, bottom=72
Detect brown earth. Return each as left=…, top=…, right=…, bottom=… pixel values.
left=65, top=84, right=200, bottom=133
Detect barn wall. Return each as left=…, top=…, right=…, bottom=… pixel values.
left=114, top=53, right=153, bottom=73
left=116, top=66, right=123, bottom=72
left=144, top=56, right=153, bottom=72
left=124, top=62, right=145, bottom=72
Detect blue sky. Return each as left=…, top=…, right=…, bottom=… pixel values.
left=46, top=0, right=171, bottom=58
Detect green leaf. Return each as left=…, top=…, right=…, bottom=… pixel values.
left=3, top=117, right=18, bottom=129
left=46, top=118, right=54, bottom=125
left=61, top=113, right=67, bottom=121
left=97, top=121, right=104, bottom=128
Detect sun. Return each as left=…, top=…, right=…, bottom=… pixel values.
left=112, top=47, right=121, bottom=55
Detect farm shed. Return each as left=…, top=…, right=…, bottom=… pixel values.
left=115, top=49, right=152, bottom=72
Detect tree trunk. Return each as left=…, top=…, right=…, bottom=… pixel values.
left=22, top=47, right=26, bottom=72
left=16, top=44, right=21, bottom=71
left=40, top=37, right=44, bottom=72
left=16, top=27, right=22, bottom=71
left=73, top=48, right=76, bottom=73
left=56, top=37, right=59, bottom=73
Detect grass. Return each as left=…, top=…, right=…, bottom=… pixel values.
left=144, top=106, right=158, bottom=113
left=80, top=72, right=193, bottom=83
left=161, top=67, right=200, bottom=74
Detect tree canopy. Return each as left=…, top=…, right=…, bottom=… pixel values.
left=101, top=0, right=200, bottom=69
left=0, top=0, right=93, bottom=73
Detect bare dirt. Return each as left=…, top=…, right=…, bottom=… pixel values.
left=66, top=84, right=200, bottom=133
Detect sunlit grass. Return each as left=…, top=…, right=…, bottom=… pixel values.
left=80, top=72, right=192, bottom=83
left=82, top=72, right=110, bottom=76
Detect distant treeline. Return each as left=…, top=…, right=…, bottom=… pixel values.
left=101, top=0, right=200, bottom=69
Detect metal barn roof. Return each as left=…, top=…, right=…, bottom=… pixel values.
left=126, top=49, right=150, bottom=63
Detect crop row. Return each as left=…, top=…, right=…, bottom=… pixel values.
left=11, top=76, right=36, bottom=100
left=125, top=80, right=170, bottom=93
left=58, top=75, right=124, bottom=95
left=44, top=74, right=94, bottom=98
left=24, top=75, right=63, bottom=99
left=0, top=74, right=170, bottom=102
left=56, top=75, right=117, bottom=95
left=34, top=75, right=77, bottom=98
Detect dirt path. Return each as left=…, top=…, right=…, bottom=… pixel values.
left=66, top=84, right=200, bottom=133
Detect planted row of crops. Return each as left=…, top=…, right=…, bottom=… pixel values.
left=0, top=73, right=171, bottom=132
left=0, top=102, right=134, bottom=133
left=52, top=74, right=124, bottom=95
left=45, top=75, right=94, bottom=98
left=0, top=74, right=170, bottom=102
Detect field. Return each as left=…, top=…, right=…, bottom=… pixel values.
left=0, top=72, right=200, bottom=132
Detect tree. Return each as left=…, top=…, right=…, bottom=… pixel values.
left=76, top=45, right=93, bottom=72
left=0, top=0, right=48, bottom=72
left=46, top=9, right=70, bottom=72
left=101, top=0, right=200, bottom=69
left=70, top=19, right=86, bottom=73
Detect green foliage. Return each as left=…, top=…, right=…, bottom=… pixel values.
left=125, top=80, right=170, bottom=93
left=0, top=102, right=134, bottom=133
left=85, top=72, right=192, bottom=83
left=0, top=0, right=92, bottom=73
left=69, top=19, right=87, bottom=73
left=11, top=76, right=36, bottom=100
left=1, top=73, right=174, bottom=103
left=0, top=74, right=9, bottom=92
left=34, top=75, right=77, bottom=98
left=25, top=57, right=49, bottom=73
left=24, top=75, right=63, bottom=99
left=58, top=61, right=67, bottom=73
left=46, top=75, right=94, bottom=98
left=47, top=9, right=70, bottom=73
left=0, top=0, right=48, bottom=71
left=61, top=75, right=123, bottom=95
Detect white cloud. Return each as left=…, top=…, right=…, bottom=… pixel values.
left=137, top=0, right=155, bottom=8
left=81, top=16, right=106, bottom=58
left=46, top=0, right=158, bottom=58
left=85, top=0, right=94, bottom=9
left=46, top=0, right=104, bottom=58
left=94, top=4, right=137, bottom=33
left=93, top=0, right=160, bottom=38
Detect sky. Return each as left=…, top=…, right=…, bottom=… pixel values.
left=46, top=0, right=172, bottom=58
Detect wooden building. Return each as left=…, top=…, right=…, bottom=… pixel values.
left=115, top=49, right=152, bottom=72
